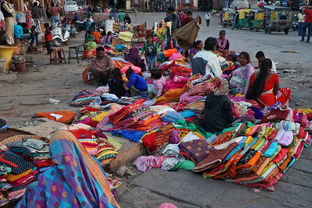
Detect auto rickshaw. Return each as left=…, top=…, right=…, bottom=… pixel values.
left=221, top=8, right=235, bottom=28
left=263, top=5, right=292, bottom=34
left=249, top=9, right=265, bottom=32
left=236, top=9, right=252, bottom=29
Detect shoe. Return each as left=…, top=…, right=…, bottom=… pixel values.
left=300, top=39, right=304, bottom=42
left=306, top=41, right=310, bottom=43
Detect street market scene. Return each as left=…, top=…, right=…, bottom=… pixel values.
left=0, top=0, right=312, bottom=207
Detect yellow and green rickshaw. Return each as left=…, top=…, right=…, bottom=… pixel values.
left=221, top=8, right=235, bottom=28
left=249, top=9, right=265, bottom=32
left=236, top=9, right=252, bottom=29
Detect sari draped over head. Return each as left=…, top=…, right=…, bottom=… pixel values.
left=17, top=130, right=120, bottom=208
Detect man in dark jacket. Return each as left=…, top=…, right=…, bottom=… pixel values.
left=164, top=6, right=180, bottom=49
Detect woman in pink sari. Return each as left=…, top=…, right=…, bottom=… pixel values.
left=216, top=30, right=230, bottom=57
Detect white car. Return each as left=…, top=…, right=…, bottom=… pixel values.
left=64, top=1, right=79, bottom=12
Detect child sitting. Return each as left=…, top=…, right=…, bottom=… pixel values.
left=141, top=34, right=158, bottom=71
left=148, top=69, right=166, bottom=98
left=30, top=25, right=39, bottom=47
left=125, top=67, right=148, bottom=96
left=108, top=68, right=127, bottom=98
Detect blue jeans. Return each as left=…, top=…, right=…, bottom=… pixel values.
left=147, top=55, right=156, bottom=70
left=298, top=22, right=303, bottom=36
left=30, top=34, right=39, bottom=46
left=302, top=22, right=312, bottom=42
left=51, top=16, right=59, bottom=25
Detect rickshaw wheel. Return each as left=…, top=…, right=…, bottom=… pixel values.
left=250, top=27, right=253, bottom=31
left=268, top=28, right=271, bottom=34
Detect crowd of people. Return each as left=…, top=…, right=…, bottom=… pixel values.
left=86, top=7, right=291, bottom=135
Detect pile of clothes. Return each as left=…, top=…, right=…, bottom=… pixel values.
left=64, top=69, right=312, bottom=191
left=0, top=137, right=53, bottom=207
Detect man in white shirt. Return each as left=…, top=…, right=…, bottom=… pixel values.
left=255, top=51, right=277, bottom=73
left=193, top=37, right=223, bottom=78
left=205, top=12, right=211, bottom=27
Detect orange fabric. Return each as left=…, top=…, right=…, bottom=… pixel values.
left=112, top=60, right=134, bottom=69
left=92, top=32, right=101, bottom=43
left=34, top=111, right=76, bottom=124
left=7, top=169, right=32, bottom=182
left=163, top=48, right=178, bottom=57
left=156, top=87, right=186, bottom=104
left=236, top=151, right=261, bottom=171
left=82, top=66, right=92, bottom=84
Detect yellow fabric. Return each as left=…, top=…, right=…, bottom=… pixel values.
left=118, top=31, right=133, bottom=42
left=92, top=111, right=111, bottom=122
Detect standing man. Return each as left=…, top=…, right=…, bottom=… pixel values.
left=1, top=0, right=15, bottom=45
left=31, top=2, right=42, bottom=33
left=205, top=11, right=211, bottom=27
left=90, top=46, right=113, bottom=86
left=301, top=6, right=312, bottom=43
left=49, top=2, right=60, bottom=25
left=164, top=6, right=180, bottom=49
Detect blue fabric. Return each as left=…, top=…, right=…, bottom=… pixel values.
left=263, top=142, right=278, bottom=157
left=14, top=24, right=24, bottom=39
left=180, top=110, right=196, bottom=118
left=127, top=73, right=148, bottom=91
left=223, top=137, right=248, bottom=162
left=17, top=138, right=116, bottom=208
left=161, top=111, right=184, bottom=123
left=109, top=130, right=146, bottom=143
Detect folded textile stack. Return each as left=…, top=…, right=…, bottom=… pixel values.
left=0, top=137, right=53, bottom=206
left=136, top=119, right=311, bottom=191
left=68, top=126, right=120, bottom=166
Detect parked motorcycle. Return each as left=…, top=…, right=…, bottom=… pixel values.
left=63, top=23, right=78, bottom=38
left=75, top=20, right=87, bottom=32
left=52, top=23, right=70, bottom=47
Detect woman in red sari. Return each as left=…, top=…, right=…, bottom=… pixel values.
left=246, top=58, right=290, bottom=107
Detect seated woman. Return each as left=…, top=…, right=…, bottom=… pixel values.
left=216, top=30, right=230, bottom=57
left=125, top=67, right=148, bottom=96
left=246, top=58, right=291, bottom=107
left=101, top=31, right=113, bottom=45
left=188, top=40, right=203, bottom=59
left=125, top=47, right=146, bottom=71
left=229, top=52, right=254, bottom=94
left=200, top=78, right=234, bottom=133
left=17, top=130, right=120, bottom=208
left=108, top=68, right=127, bottom=98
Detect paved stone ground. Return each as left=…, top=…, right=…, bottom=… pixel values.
left=0, top=12, right=311, bottom=208
left=116, top=12, right=312, bottom=208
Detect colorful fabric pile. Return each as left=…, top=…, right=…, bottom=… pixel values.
left=0, top=137, right=54, bottom=207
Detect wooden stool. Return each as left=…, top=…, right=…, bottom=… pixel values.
left=50, top=47, right=66, bottom=64
left=68, top=44, right=84, bottom=64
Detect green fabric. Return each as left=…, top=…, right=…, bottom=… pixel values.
left=108, top=137, right=123, bottom=151
left=173, top=160, right=195, bottom=171
left=85, top=41, right=97, bottom=50
left=173, top=119, right=213, bottom=138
